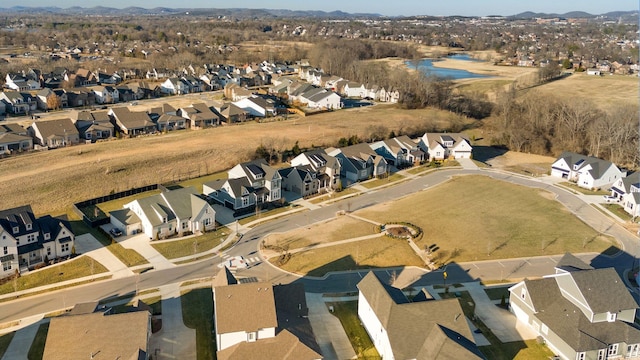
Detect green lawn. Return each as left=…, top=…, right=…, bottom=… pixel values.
left=484, top=286, right=512, bottom=301
left=0, top=332, right=15, bottom=359
left=326, top=301, right=380, bottom=359
left=151, top=227, right=230, bottom=259
left=0, top=257, right=108, bottom=295
left=273, top=236, right=424, bottom=277
left=361, top=173, right=405, bottom=189
left=70, top=220, right=149, bottom=267
left=559, top=182, right=609, bottom=195
left=182, top=288, right=215, bottom=360
left=602, top=204, right=634, bottom=221
left=309, top=187, right=361, bottom=204
left=27, top=322, right=49, bottom=360
left=238, top=205, right=300, bottom=225
left=357, top=175, right=615, bottom=263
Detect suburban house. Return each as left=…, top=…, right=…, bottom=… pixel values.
left=278, top=166, right=320, bottom=198
left=114, top=187, right=215, bottom=239
left=204, top=159, right=282, bottom=212
left=343, top=82, right=366, bottom=98
left=43, top=309, right=150, bottom=360
left=161, top=77, right=190, bottom=95
left=218, top=103, right=249, bottom=124
left=89, top=85, right=120, bottom=104
left=36, top=88, right=67, bottom=110
left=71, top=110, right=114, bottom=142
left=301, top=90, right=341, bottom=110
left=610, top=172, right=640, bottom=218
left=357, top=272, right=484, bottom=360
left=156, top=114, right=187, bottom=131
left=232, top=95, right=277, bottom=117
left=212, top=267, right=322, bottom=359
left=177, top=103, right=219, bottom=129
left=0, top=91, right=37, bottom=114
left=371, top=136, right=425, bottom=167
left=418, top=133, right=473, bottom=161
left=550, top=152, right=624, bottom=189
left=327, top=144, right=388, bottom=185
left=108, top=107, right=156, bottom=136
left=5, top=73, right=40, bottom=91
left=508, top=253, right=640, bottom=360
left=65, top=68, right=97, bottom=87
left=29, top=118, right=80, bottom=148
left=65, top=88, right=96, bottom=108
left=290, top=150, right=341, bottom=191
left=379, top=87, right=400, bottom=103
left=0, top=205, right=75, bottom=278
left=0, top=124, right=32, bottom=153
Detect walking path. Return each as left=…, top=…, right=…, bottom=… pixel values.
left=306, top=293, right=357, bottom=360
left=118, top=234, right=175, bottom=270
left=149, top=283, right=196, bottom=360
left=1, top=316, right=48, bottom=360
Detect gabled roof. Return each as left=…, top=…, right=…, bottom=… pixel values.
left=0, top=205, right=38, bottom=237
left=618, top=172, right=640, bottom=193
left=555, top=253, right=594, bottom=273
left=0, top=123, right=27, bottom=135
left=357, top=272, right=483, bottom=360
left=43, top=311, right=150, bottom=360
left=338, top=143, right=378, bottom=162
left=212, top=266, right=238, bottom=287
left=555, top=152, right=618, bottom=180
left=216, top=330, right=321, bottom=360
left=214, top=282, right=278, bottom=333
left=0, top=132, right=32, bottom=145
left=110, top=108, right=154, bottom=130
left=157, top=114, right=185, bottom=124
left=421, top=133, right=470, bottom=151
left=569, top=268, right=638, bottom=314
left=32, top=118, right=79, bottom=138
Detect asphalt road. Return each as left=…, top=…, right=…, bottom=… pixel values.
left=0, top=168, right=637, bottom=324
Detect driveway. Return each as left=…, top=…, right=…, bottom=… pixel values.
left=150, top=284, right=196, bottom=360
left=457, top=157, right=478, bottom=170
left=75, top=233, right=134, bottom=279
left=305, top=293, right=356, bottom=360
left=118, top=234, right=174, bottom=270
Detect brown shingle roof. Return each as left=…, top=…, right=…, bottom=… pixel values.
left=32, top=118, right=78, bottom=138
left=216, top=330, right=321, bottom=360
left=43, top=311, right=149, bottom=360
left=214, top=282, right=277, bottom=334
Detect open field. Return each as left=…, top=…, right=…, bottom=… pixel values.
left=523, top=72, right=639, bottom=110
left=357, top=175, right=615, bottom=263
left=0, top=105, right=472, bottom=217
left=263, top=216, right=379, bottom=250
left=271, top=235, right=424, bottom=277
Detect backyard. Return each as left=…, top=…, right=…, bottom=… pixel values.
left=326, top=301, right=381, bottom=359
left=181, top=288, right=215, bottom=360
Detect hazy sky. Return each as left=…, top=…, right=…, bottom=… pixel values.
left=0, top=0, right=637, bottom=16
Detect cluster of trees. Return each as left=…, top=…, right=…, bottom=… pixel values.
left=491, top=90, right=639, bottom=166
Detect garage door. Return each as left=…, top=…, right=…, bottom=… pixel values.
left=511, top=302, right=530, bottom=326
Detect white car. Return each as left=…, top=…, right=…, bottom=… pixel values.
left=603, top=195, right=617, bottom=203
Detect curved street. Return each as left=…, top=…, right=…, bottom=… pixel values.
left=0, top=167, right=637, bottom=325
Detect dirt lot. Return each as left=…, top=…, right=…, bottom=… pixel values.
left=0, top=104, right=471, bottom=216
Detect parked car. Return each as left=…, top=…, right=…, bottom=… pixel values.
left=109, top=228, right=123, bottom=237
left=603, top=195, right=617, bottom=203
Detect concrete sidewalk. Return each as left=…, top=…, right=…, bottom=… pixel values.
left=306, top=293, right=356, bottom=360
left=1, top=316, right=48, bottom=360
left=75, top=233, right=134, bottom=279
left=150, top=283, right=196, bottom=360
left=119, top=234, right=175, bottom=270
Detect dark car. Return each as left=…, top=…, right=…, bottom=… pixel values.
left=109, top=228, right=123, bottom=237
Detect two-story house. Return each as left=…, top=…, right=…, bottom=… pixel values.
left=290, top=150, right=341, bottom=191
left=371, top=136, right=425, bottom=168
left=418, top=133, right=472, bottom=161
left=509, top=253, right=640, bottom=360
left=0, top=91, right=36, bottom=115
left=0, top=205, right=75, bottom=278
left=609, top=172, right=640, bottom=218
left=327, top=144, right=388, bottom=186
left=551, top=152, right=624, bottom=190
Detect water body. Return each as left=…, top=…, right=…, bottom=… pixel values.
left=407, top=54, right=490, bottom=80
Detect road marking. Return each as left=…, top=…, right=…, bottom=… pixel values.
left=498, top=261, right=505, bottom=267
left=524, top=259, right=531, bottom=265
left=473, top=263, right=479, bottom=269
left=248, top=257, right=259, bottom=263
left=549, top=257, right=558, bottom=263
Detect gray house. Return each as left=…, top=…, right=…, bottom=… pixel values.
left=204, top=177, right=257, bottom=211
left=278, top=166, right=319, bottom=198
left=327, top=143, right=387, bottom=186
left=509, top=253, right=640, bottom=360
left=290, top=149, right=341, bottom=191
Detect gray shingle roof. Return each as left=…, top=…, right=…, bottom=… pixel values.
left=570, top=268, right=638, bottom=313
left=556, top=152, right=618, bottom=180
left=555, top=252, right=594, bottom=273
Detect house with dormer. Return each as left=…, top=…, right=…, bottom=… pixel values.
left=71, top=110, right=114, bottom=142
left=357, top=272, right=484, bottom=360
left=278, top=166, right=320, bottom=198
left=212, top=267, right=322, bottom=360
left=290, top=150, right=341, bottom=191
left=160, top=77, right=190, bottom=95
left=371, top=136, right=425, bottom=167
left=30, top=118, right=80, bottom=148
left=327, top=144, right=388, bottom=185
left=119, top=187, right=215, bottom=240
left=610, top=172, right=640, bottom=217
left=418, top=133, right=472, bottom=161
left=0, top=205, right=75, bottom=278
left=108, top=108, right=156, bottom=136
left=509, top=253, right=640, bottom=360
left=551, top=152, right=624, bottom=189
left=0, top=91, right=36, bottom=114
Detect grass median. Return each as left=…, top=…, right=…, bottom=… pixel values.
left=152, top=227, right=230, bottom=259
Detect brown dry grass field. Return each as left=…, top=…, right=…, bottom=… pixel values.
left=356, top=175, right=615, bottom=263
left=0, top=105, right=471, bottom=217
left=272, top=235, right=424, bottom=277
left=263, top=216, right=378, bottom=250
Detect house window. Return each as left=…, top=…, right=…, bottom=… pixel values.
left=86, top=133, right=92, bottom=139
left=12, top=227, right=18, bottom=234
left=26, top=224, right=31, bottom=230
left=242, top=197, right=249, bottom=207
left=247, top=332, right=257, bottom=342
left=61, top=243, right=69, bottom=252
left=27, top=234, right=35, bottom=243
left=521, top=288, right=526, bottom=300
left=609, top=344, right=619, bottom=356
left=607, top=312, right=617, bottom=322
left=44, top=233, right=50, bottom=240
left=203, top=218, right=211, bottom=226
left=598, top=349, right=606, bottom=360
left=576, top=352, right=585, bottom=360
left=30, top=252, right=37, bottom=258
left=182, top=222, right=188, bottom=230
left=627, top=344, right=640, bottom=357
left=3, top=246, right=7, bottom=255
left=47, top=247, right=51, bottom=256
left=2, top=262, right=10, bottom=271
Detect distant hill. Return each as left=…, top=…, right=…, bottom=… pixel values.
left=511, top=10, right=637, bottom=19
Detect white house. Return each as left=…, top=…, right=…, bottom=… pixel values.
left=160, top=77, right=190, bottom=95
left=551, top=152, right=624, bottom=189
left=418, top=133, right=472, bottom=161
left=357, top=272, right=484, bottom=360
left=303, top=90, right=341, bottom=110
left=610, top=172, right=640, bottom=217
left=120, top=187, right=215, bottom=239
left=371, top=136, right=425, bottom=167
left=343, top=82, right=365, bottom=98
left=232, top=95, right=276, bottom=117
left=509, top=253, right=640, bottom=360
